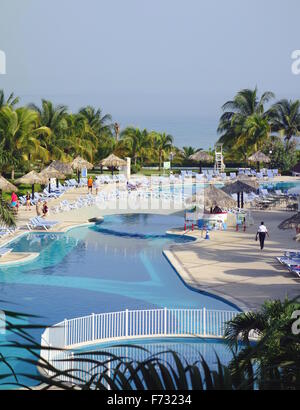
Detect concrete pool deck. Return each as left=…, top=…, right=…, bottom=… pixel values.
left=165, top=210, right=300, bottom=311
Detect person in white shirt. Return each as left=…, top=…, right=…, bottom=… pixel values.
left=256, top=222, right=269, bottom=250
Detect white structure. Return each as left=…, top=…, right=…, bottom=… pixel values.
left=125, top=157, right=131, bottom=180
left=214, top=143, right=225, bottom=172
left=40, top=307, right=241, bottom=381
left=0, top=50, right=6, bottom=75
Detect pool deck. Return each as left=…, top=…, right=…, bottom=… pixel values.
left=165, top=210, right=300, bottom=311
left=1, top=176, right=300, bottom=310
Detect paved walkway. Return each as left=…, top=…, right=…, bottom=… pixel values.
left=166, top=210, right=300, bottom=311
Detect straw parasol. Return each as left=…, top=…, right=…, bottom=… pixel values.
left=71, top=156, right=94, bottom=171
left=237, top=175, right=259, bottom=190
left=72, top=156, right=94, bottom=183
left=99, top=154, right=127, bottom=175
left=50, top=160, right=73, bottom=175
left=39, top=166, right=66, bottom=193
left=278, top=213, right=300, bottom=230
left=248, top=151, right=270, bottom=171
left=15, top=170, right=46, bottom=199
left=187, top=184, right=236, bottom=209
left=0, top=175, right=18, bottom=194
left=189, top=151, right=213, bottom=173
left=222, top=180, right=258, bottom=208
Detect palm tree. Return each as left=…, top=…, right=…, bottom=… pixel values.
left=0, top=89, right=19, bottom=109
left=153, top=132, right=173, bottom=170
left=0, top=106, right=50, bottom=178
left=120, top=127, right=151, bottom=166
left=0, top=198, right=16, bottom=227
left=224, top=298, right=300, bottom=389
left=269, top=99, right=300, bottom=143
left=217, top=88, right=274, bottom=157
left=78, top=106, right=112, bottom=138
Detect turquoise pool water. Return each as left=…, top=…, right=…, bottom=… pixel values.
left=0, top=213, right=238, bottom=387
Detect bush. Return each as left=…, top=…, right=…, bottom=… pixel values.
left=131, top=164, right=141, bottom=174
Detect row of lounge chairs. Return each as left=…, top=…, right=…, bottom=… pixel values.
left=276, top=250, right=300, bottom=278
left=27, top=217, right=59, bottom=231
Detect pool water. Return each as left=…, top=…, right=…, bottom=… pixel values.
left=0, top=213, right=238, bottom=388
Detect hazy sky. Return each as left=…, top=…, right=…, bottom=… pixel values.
left=0, top=0, right=300, bottom=147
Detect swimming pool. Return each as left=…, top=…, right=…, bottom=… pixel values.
left=0, top=213, right=238, bottom=387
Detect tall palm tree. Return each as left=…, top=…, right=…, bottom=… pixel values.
left=269, top=99, right=300, bottom=143
left=120, top=127, right=151, bottom=166
left=153, top=132, right=173, bottom=170
left=0, top=89, right=19, bottom=109
left=78, top=106, right=112, bottom=138
left=0, top=106, right=50, bottom=178
left=217, top=88, right=274, bottom=156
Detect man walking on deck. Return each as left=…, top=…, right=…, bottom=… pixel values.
left=256, top=222, right=269, bottom=250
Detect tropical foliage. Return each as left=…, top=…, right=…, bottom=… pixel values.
left=1, top=298, right=300, bottom=390
left=224, top=298, right=300, bottom=390
left=217, top=88, right=300, bottom=167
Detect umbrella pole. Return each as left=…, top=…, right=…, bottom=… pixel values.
left=241, top=191, right=244, bottom=208
left=77, top=169, right=80, bottom=184
left=237, top=192, right=240, bottom=208
left=199, top=161, right=202, bottom=174
left=32, top=184, right=34, bottom=200
left=49, top=178, right=51, bottom=193
left=56, top=178, right=59, bottom=189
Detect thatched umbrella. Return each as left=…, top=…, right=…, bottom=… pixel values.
left=0, top=175, right=18, bottom=196
left=15, top=170, right=46, bottom=199
left=189, top=151, right=213, bottom=173
left=278, top=213, right=300, bottom=230
left=187, top=184, right=236, bottom=209
left=71, top=156, right=94, bottom=183
left=50, top=160, right=73, bottom=175
left=222, top=180, right=258, bottom=208
left=248, top=151, right=270, bottom=171
left=39, top=166, right=65, bottom=193
left=99, top=154, right=127, bottom=175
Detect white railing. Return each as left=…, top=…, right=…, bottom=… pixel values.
left=40, top=308, right=238, bottom=373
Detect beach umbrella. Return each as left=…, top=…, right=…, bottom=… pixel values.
left=222, top=180, right=258, bottom=208
left=248, top=151, right=270, bottom=171
left=278, top=213, right=300, bottom=230
left=99, top=154, right=127, bottom=175
left=72, top=156, right=94, bottom=183
left=187, top=184, right=236, bottom=209
left=0, top=175, right=18, bottom=196
left=50, top=160, right=73, bottom=175
left=189, top=151, right=213, bottom=173
left=39, top=166, right=65, bottom=193
left=15, top=170, right=46, bottom=199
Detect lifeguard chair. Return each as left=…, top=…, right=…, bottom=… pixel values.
left=214, top=143, right=225, bottom=173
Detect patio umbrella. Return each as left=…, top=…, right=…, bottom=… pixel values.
left=39, top=166, right=66, bottom=193
left=0, top=175, right=18, bottom=196
left=189, top=151, right=213, bottom=173
left=248, top=151, right=270, bottom=171
left=71, top=156, right=94, bottom=183
left=278, top=213, right=300, bottom=230
left=222, top=180, right=258, bottom=208
left=99, top=154, right=127, bottom=175
left=187, top=184, right=236, bottom=209
left=15, top=170, right=46, bottom=199
left=50, top=160, right=73, bottom=175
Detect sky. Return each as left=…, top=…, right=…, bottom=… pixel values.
left=0, top=0, right=300, bottom=148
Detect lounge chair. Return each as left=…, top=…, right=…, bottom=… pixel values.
left=0, top=248, right=12, bottom=257
left=27, top=217, right=59, bottom=231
